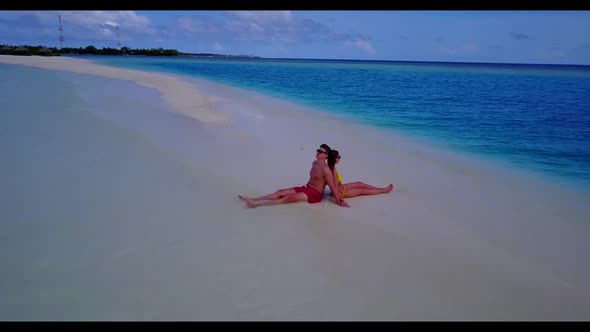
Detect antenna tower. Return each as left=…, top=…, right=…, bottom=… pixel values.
left=116, top=25, right=121, bottom=49
left=58, top=15, right=64, bottom=49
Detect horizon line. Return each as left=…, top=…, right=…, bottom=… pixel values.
left=3, top=43, right=587, bottom=67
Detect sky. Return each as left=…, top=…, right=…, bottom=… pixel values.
left=1, top=10, right=590, bottom=65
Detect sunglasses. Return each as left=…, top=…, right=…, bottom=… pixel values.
left=316, top=149, right=327, bottom=154
left=336, top=156, right=341, bottom=159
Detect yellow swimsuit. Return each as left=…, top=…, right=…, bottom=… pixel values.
left=336, top=170, right=346, bottom=198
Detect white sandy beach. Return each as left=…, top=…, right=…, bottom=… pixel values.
left=1, top=55, right=590, bottom=320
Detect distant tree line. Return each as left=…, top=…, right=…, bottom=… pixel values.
left=0, top=44, right=259, bottom=58
left=0, top=44, right=60, bottom=56
left=67, top=46, right=181, bottom=56
left=0, top=44, right=180, bottom=56
left=58, top=45, right=182, bottom=56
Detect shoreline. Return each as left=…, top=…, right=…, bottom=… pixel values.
left=3, top=54, right=587, bottom=195
left=71, top=54, right=590, bottom=195
left=2, top=55, right=590, bottom=320
left=176, top=64, right=590, bottom=197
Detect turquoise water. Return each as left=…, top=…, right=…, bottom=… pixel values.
left=66, top=56, right=590, bottom=190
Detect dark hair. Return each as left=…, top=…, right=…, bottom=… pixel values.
left=327, top=149, right=339, bottom=171
left=320, top=143, right=331, bottom=153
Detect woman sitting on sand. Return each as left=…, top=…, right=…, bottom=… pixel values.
left=327, top=149, right=394, bottom=204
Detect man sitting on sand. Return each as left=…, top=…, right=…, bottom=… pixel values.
left=239, top=144, right=349, bottom=208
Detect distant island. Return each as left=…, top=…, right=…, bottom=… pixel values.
left=0, top=44, right=259, bottom=58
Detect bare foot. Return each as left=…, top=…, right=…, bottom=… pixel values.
left=384, top=184, right=394, bottom=193
left=244, top=198, right=257, bottom=208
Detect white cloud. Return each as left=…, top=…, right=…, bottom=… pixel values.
left=538, top=49, right=567, bottom=61
left=229, top=11, right=294, bottom=24
left=212, top=41, right=223, bottom=51
left=24, top=10, right=156, bottom=41
left=98, top=28, right=114, bottom=38
left=176, top=16, right=220, bottom=34
left=436, top=42, right=480, bottom=56
left=173, top=11, right=370, bottom=54
left=169, top=12, right=379, bottom=57
left=276, top=45, right=289, bottom=53
left=223, top=11, right=298, bottom=42
left=103, top=21, right=118, bottom=28
left=0, top=11, right=160, bottom=46
left=463, top=42, right=479, bottom=52
left=174, top=11, right=296, bottom=42
left=61, top=11, right=152, bottom=33
left=344, top=39, right=376, bottom=55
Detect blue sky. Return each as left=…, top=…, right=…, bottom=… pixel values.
left=1, top=10, right=589, bottom=65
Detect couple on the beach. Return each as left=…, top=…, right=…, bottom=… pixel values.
left=239, top=144, right=393, bottom=208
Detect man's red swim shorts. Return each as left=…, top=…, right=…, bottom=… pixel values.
left=293, top=185, right=323, bottom=204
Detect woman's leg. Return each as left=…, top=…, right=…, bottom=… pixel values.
left=343, top=184, right=393, bottom=198
left=344, top=181, right=390, bottom=191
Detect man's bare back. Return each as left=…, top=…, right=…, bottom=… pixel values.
left=306, top=160, right=329, bottom=194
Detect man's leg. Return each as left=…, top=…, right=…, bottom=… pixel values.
left=240, top=188, right=296, bottom=202
left=244, top=192, right=308, bottom=208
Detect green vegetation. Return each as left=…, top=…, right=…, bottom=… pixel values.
left=0, top=44, right=258, bottom=58
left=0, top=44, right=60, bottom=56
left=60, top=45, right=181, bottom=56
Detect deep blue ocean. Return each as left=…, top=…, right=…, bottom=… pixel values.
left=71, top=55, right=590, bottom=191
